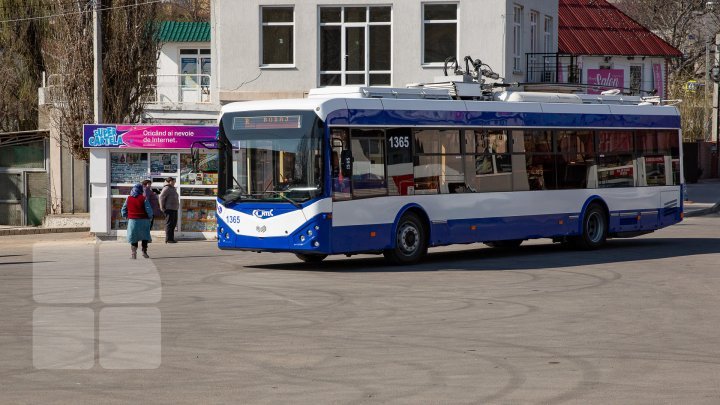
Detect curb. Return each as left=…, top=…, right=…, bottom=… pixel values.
left=685, top=203, right=720, bottom=218
left=0, top=227, right=90, bottom=236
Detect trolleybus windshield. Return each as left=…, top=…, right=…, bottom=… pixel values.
left=219, top=110, right=323, bottom=205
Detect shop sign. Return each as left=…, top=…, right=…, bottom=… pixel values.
left=587, top=68, right=624, bottom=94
left=83, top=124, right=218, bottom=149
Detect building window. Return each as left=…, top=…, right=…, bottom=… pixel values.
left=261, top=7, right=294, bottom=66
left=513, top=5, right=523, bottom=72
left=529, top=11, right=538, bottom=53
left=179, top=49, right=211, bottom=102
left=544, top=16, right=553, bottom=53
left=630, top=65, right=643, bottom=95
left=422, top=3, right=458, bottom=64
left=319, top=6, right=392, bottom=86
left=528, top=11, right=538, bottom=81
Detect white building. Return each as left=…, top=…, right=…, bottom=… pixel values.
left=211, top=0, right=559, bottom=102
left=144, top=21, right=219, bottom=124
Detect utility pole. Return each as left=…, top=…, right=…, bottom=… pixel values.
left=93, top=0, right=103, bottom=124
left=714, top=33, right=720, bottom=177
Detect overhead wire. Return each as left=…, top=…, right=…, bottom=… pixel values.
left=0, top=0, right=165, bottom=24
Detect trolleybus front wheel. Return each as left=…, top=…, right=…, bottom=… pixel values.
left=384, top=212, right=428, bottom=265
left=295, top=253, right=328, bottom=263
left=485, top=239, right=523, bottom=249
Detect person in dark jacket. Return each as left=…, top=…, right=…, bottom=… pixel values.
left=121, top=183, right=153, bottom=259
left=159, top=177, right=180, bottom=243
left=142, top=179, right=163, bottom=230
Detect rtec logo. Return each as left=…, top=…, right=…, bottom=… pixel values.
left=252, top=209, right=274, bottom=219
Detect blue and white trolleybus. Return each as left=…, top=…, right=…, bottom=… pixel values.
left=214, top=86, right=682, bottom=264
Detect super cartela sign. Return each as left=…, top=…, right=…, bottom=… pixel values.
left=83, top=124, right=218, bottom=149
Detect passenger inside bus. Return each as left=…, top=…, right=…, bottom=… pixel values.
left=331, top=151, right=350, bottom=193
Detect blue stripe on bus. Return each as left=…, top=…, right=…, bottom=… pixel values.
left=325, top=109, right=681, bottom=129
left=218, top=209, right=681, bottom=255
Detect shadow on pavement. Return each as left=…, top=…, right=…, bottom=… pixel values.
left=244, top=237, right=720, bottom=273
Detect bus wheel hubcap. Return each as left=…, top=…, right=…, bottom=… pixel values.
left=587, top=212, right=603, bottom=243
left=398, top=223, right=419, bottom=254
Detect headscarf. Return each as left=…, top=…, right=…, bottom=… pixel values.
left=130, top=183, right=144, bottom=198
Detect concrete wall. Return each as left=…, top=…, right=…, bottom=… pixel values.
left=212, top=0, right=558, bottom=102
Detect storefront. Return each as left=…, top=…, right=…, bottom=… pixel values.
left=85, top=124, right=219, bottom=239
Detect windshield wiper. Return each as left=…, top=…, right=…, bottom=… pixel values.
left=255, top=191, right=302, bottom=208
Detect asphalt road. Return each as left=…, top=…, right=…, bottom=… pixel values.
left=2, top=216, right=720, bottom=404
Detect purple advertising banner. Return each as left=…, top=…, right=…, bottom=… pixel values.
left=587, top=68, right=624, bottom=94
left=83, top=124, right=218, bottom=149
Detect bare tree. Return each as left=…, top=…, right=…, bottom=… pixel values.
left=102, top=0, right=162, bottom=124
left=613, top=0, right=720, bottom=77
left=613, top=0, right=720, bottom=141
left=43, top=0, right=161, bottom=160
left=159, top=0, right=209, bottom=22
left=0, top=0, right=47, bottom=133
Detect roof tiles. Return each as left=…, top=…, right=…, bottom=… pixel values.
left=558, top=0, right=682, bottom=57
left=157, top=21, right=210, bottom=43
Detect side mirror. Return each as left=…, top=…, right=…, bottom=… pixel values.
left=340, top=150, right=352, bottom=177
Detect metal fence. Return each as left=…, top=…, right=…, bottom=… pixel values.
left=143, top=74, right=212, bottom=105
left=525, top=53, right=581, bottom=84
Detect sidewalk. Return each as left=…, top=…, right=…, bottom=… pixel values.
left=0, top=225, right=89, bottom=237
left=684, top=179, right=720, bottom=217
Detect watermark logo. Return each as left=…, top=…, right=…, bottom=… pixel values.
left=33, top=242, right=161, bottom=370
left=252, top=209, right=274, bottom=219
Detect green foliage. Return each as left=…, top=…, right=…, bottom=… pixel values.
left=668, top=75, right=709, bottom=141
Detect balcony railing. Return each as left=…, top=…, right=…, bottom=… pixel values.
left=40, top=73, right=213, bottom=107
left=143, top=74, right=212, bottom=105
left=525, top=53, right=581, bottom=84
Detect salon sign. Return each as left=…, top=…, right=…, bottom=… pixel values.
left=83, top=124, right=218, bottom=149
left=587, top=69, right=624, bottom=94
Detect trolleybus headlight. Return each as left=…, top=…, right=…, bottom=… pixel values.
left=225, top=233, right=230, bottom=239
left=300, top=235, right=306, bottom=242
left=314, top=225, right=320, bottom=231
left=313, top=241, right=320, bottom=247
left=307, top=230, right=313, bottom=236
left=219, top=227, right=225, bottom=234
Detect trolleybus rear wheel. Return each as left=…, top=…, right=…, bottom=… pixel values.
left=573, top=204, right=608, bottom=250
